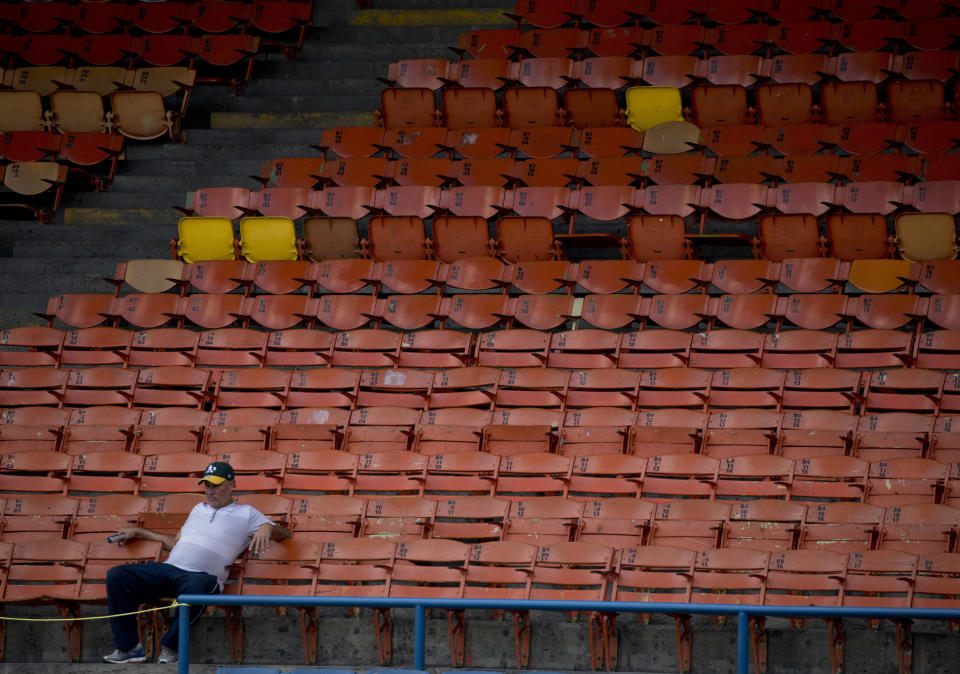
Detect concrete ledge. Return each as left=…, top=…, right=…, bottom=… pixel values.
left=211, top=112, right=376, bottom=130
left=349, top=9, right=513, bottom=26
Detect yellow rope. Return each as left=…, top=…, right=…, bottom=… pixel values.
left=0, top=601, right=187, bottom=622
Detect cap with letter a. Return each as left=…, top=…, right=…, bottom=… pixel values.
left=199, top=461, right=235, bottom=485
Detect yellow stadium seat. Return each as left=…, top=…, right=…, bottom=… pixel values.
left=847, top=259, right=915, bottom=293
left=176, top=216, right=236, bottom=262
left=895, top=213, right=959, bottom=262
left=239, top=216, right=298, bottom=262
left=625, top=86, right=684, bottom=131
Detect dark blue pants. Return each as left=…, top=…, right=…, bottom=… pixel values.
left=107, top=561, right=219, bottom=651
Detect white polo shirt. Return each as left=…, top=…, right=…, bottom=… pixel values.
left=165, top=502, right=273, bottom=588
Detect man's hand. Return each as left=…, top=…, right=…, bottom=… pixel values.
left=249, top=523, right=274, bottom=557
left=115, top=527, right=142, bottom=546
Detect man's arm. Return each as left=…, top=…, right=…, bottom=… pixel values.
left=116, top=526, right=178, bottom=551
left=249, top=523, right=292, bottom=556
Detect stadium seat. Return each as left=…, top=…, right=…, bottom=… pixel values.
left=722, top=499, right=806, bottom=551
left=625, top=86, right=683, bottom=131
left=895, top=213, right=958, bottom=262
left=648, top=499, right=728, bottom=548
left=0, top=326, right=63, bottom=368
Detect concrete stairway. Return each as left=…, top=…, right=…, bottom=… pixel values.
left=0, top=0, right=514, bottom=330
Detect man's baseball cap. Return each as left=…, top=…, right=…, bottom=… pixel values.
left=199, top=461, right=235, bottom=485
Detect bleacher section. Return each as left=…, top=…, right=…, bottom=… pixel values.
left=1, top=0, right=960, bottom=671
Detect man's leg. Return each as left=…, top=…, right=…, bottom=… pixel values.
left=160, top=568, right=220, bottom=650
left=107, top=562, right=178, bottom=651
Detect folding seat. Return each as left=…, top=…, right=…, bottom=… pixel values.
left=542, top=328, right=620, bottom=369
left=368, top=187, right=440, bottom=221
left=485, top=410, right=563, bottom=457
left=0, top=449, right=73, bottom=495
left=0, top=130, right=60, bottom=164
left=510, top=294, right=577, bottom=331
left=563, top=368, right=639, bottom=410
left=886, top=79, right=948, bottom=124
left=635, top=367, right=711, bottom=410
left=832, top=51, right=895, bottom=85
left=584, top=26, right=644, bottom=58
left=908, top=180, right=960, bottom=215
left=383, top=58, right=451, bottom=91
left=0, top=367, right=68, bottom=408
left=710, top=155, right=777, bottom=186
left=755, top=214, right=823, bottom=262
left=329, top=329, right=403, bottom=368
left=0, top=326, right=63, bottom=368
left=354, top=369, right=433, bottom=410
left=697, top=55, right=766, bottom=88
left=561, top=87, right=625, bottom=130
left=46, top=91, right=106, bottom=135
left=282, top=446, right=357, bottom=496
left=193, top=328, right=268, bottom=369
left=414, top=408, right=491, bottom=455
left=511, top=158, right=579, bottom=189
left=61, top=406, right=139, bottom=455
left=503, top=127, right=578, bottom=161
left=425, top=367, right=498, bottom=411
left=69, top=493, right=147, bottom=542
left=40, top=293, right=118, bottom=330
left=356, top=495, right=436, bottom=539
left=495, top=215, right=560, bottom=262
left=576, top=126, right=645, bottom=158
left=834, top=121, right=900, bottom=156
left=123, top=328, right=196, bottom=368
left=443, top=59, right=511, bottom=91
left=715, top=454, right=796, bottom=502
left=627, top=408, right=706, bottom=458
left=834, top=329, right=914, bottom=370
left=778, top=368, right=860, bottom=413
left=646, top=24, right=706, bottom=56
left=499, top=495, right=582, bottom=540
left=863, top=368, right=944, bottom=413
left=640, top=260, right=710, bottom=296
left=895, top=213, right=959, bottom=263
left=396, top=329, right=474, bottom=369
left=709, top=260, right=780, bottom=296
left=833, top=182, right=905, bottom=217
left=819, top=81, right=881, bottom=125
left=446, top=160, right=513, bottom=190
left=177, top=293, right=247, bottom=330
left=441, top=127, right=509, bottom=161
left=835, top=18, right=906, bottom=52
left=845, top=294, right=927, bottom=332
left=4, top=538, right=86, bottom=659
left=440, top=88, right=501, bottom=130
left=779, top=409, right=858, bottom=459
left=314, top=295, right=377, bottom=332
left=474, top=329, right=550, bottom=368
left=637, top=183, right=703, bottom=219
left=566, top=453, right=647, bottom=500
left=0, top=492, right=76, bottom=541
left=786, top=454, right=869, bottom=503
left=622, top=215, right=689, bottom=261
left=110, top=90, right=179, bottom=142
left=688, top=330, right=765, bottom=370
left=558, top=407, right=636, bottom=456
left=878, top=503, right=960, bottom=554
left=702, top=409, right=781, bottom=459
left=390, top=157, right=452, bottom=188
left=55, top=326, right=131, bottom=367
left=797, top=501, right=882, bottom=554
left=642, top=452, right=721, bottom=501
left=64, top=369, right=135, bottom=411
left=511, top=28, right=586, bottom=59
left=508, top=57, right=576, bottom=90
left=846, top=259, right=915, bottom=294
left=721, top=499, right=806, bottom=552
left=494, top=368, right=569, bottom=410
left=304, top=186, right=375, bottom=221
left=617, top=329, right=693, bottom=369
left=180, top=188, right=253, bottom=222
left=647, top=499, right=729, bottom=548
left=420, top=457, right=500, bottom=502
left=211, top=368, right=290, bottom=411
left=624, top=86, right=683, bottom=131
left=768, top=182, right=836, bottom=218
left=822, top=213, right=892, bottom=261
left=301, top=217, right=360, bottom=261
left=865, top=457, right=947, bottom=507
left=173, top=218, right=238, bottom=265
left=854, top=412, right=935, bottom=461
left=443, top=295, right=513, bottom=332
left=256, top=157, right=322, bottom=190
left=575, top=497, right=654, bottom=550
left=571, top=56, right=634, bottom=91
left=573, top=260, right=644, bottom=296
left=501, top=87, right=562, bottom=129
left=0, top=406, right=68, bottom=454
left=374, top=295, right=445, bottom=331
left=313, top=258, right=376, bottom=295
left=707, top=367, right=785, bottom=411
left=690, top=85, right=752, bottom=127
left=130, top=366, right=208, bottom=410
left=343, top=407, right=422, bottom=456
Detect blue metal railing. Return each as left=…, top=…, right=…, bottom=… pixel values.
left=176, top=595, right=960, bottom=674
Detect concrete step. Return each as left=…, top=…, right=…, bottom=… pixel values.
left=123, top=143, right=316, bottom=162
left=110, top=174, right=260, bottom=193
left=63, top=190, right=188, bottom=209
left=297, top=41, right=456, bottom=62
left=195, top=93, right=379, bottom=114
left=210, top=111, right=375, bottom=130
left=0, top=306, right=50, bottom=329
left=0, top=258, right=119, bottom=276
left=243, top=77, right=382, bottom=97
left=14, top=237, right=173, bottom=258
left=62, top=208, right=178, bottom=227
left=0, top=273, right=111, bottom=297
left=256, top=59, right=392, bottom=80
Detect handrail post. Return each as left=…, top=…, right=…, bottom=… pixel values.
left=414, top=602, right=426, bottom=671
left=178, top=602, right=190, bottom=674
left=738, top=611, right=749, bottom=674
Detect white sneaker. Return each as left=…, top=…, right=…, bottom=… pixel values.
left=157, top=646, right=178, bottom=664
left=103, top=643, right=146, bottom=664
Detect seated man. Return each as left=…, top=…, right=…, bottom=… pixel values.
left=103, top=461, right=292, bottom=664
